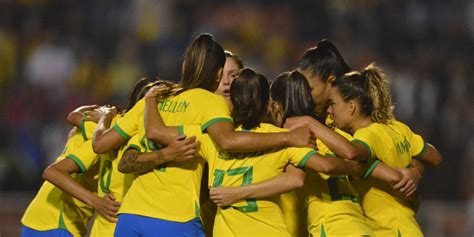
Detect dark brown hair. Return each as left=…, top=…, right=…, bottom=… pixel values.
left=230, top=68, right=269, bottom=130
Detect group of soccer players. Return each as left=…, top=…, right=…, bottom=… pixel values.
left=21, top=33, right=442, bottom=237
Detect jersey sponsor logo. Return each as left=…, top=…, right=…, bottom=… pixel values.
left=395, top=138, right=410, bottom=155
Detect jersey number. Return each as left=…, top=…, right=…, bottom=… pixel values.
left=99, top=159, right=113, bottom=193
left=213, top=166, right=258, bottom=212
left=327, top=176, right=360, bottom=203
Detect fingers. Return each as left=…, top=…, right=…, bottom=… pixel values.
left=103, top=214, right=117, bottom=223
left=393, top=176, right=408, bottom=190
left=105, top=193, right=116, bottom=200
left=399, top=179, right=414, bottom=194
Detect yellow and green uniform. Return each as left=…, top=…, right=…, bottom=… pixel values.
left=181, top=123, right=316, bottom=237
left=280, top=190, right=307, bottom=237
left=355, top=120, right=426, bottom=237
left=21, top=121, right=100, bottom=236
left=116, top=88, right=232, bottom=222
left=90, top=116, right=135, bottom=237
left=301, top=128, right=373, bottom=237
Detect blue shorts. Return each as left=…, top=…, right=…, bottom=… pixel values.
left=21, top=226, right=72, bottom=237
left=114, top=214, right=205, bottom=237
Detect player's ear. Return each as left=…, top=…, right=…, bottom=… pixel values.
left=348, top=100, right=356, bottom=116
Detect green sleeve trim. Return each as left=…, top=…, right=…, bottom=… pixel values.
left=297, top=150, right=317, bottom=168
left=178, top=125, right=184, bottom=136
left=363, top=159, right=381, bottom=179
left=81, top=113, right=87, bottom=141
left=66, top=154, right=87, bottom=173
left=113, top=124, right=131, bottom=140
left=201, top=117, right=234, bottom=132
left=126, top=144, right=142, bottom=153
left=352, top=139, right=372, bottom=162
left=413, top=142, right=427, bottom=160
left=58, top=209, right=68, bottom=231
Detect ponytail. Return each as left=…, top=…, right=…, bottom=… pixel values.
left=362, top=63, right=394, bottom=123
left=332, top=62, right=394, bottom=124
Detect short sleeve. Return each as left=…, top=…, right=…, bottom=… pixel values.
left=113, top=99, right=145, bottom=140
left=352, top=128, right=376, bottom=162
left=408, top=132, right=426, bottom=160
left=285, top=147, right=317, bottom=168
left=200, top=95, right=233, bottom=132
left=66, top=140, right=99, bottom=174
left=123, top=134, right=146, bottom=153
left=81, top=121, right=97, bottom=141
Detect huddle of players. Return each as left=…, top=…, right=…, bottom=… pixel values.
left=21, top=33, right=442, bottom=237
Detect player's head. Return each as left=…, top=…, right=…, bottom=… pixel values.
left=215, top=51, right=244, bottom=103
left=328, top=63, right=394, bottom=130
left=124, top=77, right=151, bottom=113
left=297, top=39, right=351, bottom=114
left=181, top=33, right=226, bottom=92
left=270, top=70, right=321, bottom=127
left=230, top=67, right=269, bottom=130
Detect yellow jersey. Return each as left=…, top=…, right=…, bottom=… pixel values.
left=300, top=128, right=372, bottom=237
left=181, top=123, right=315, bottom=237
left=21, top=121, right=100, bottom=236
left=117, top=88, right=232, bottom=222
left=354, top=120, right=426, bottom=237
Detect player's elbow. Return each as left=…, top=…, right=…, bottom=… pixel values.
left=145, top=129, right=160, bottom=142
left=214, top=138, right=235, bottom=152
left=42, top=166, right=54, bottom=182
left=92, top=141, right=107, bottom=154
left=431, top=156, right=442, bottom=168
left=425, top=144, right=443, bottom=168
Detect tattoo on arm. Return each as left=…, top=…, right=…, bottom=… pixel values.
left=119, top=150, right=158, bottom=173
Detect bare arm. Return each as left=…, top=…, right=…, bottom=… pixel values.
left=144, top=86, right=316, bottom=152
left=207, top=122, right=315, bottom=152
left=118, top=135, right=199, bottom=173
left=370, top=162, right=421, bottom=197
left=67, top=104, right=100, bottom=127
left=209, top=165, right=305, bottom=207
left=305, top=154, right=363, bottom=176
left=43, top=159, right=121, bottom=222
left=285, top=116, right=363, bottom=160
left=92, top=107, right=126, bottom=154
left=417, top=143, right=442, bottom=167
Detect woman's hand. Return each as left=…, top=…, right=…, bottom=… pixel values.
left=91, top=193, right=121, bottom=222
left=209, top=186, right=245, bottom=208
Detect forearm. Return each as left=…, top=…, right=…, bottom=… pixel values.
left=43, top=168, right=98, bottom=207
left=212, top=130, right=288, bottom=152
left=67, top=112, right=83, bottom=127
left=309, top=120, right=359, bottom=160
left=410, top=159, right=424, bottom=181
left=92, top=114, right=118, bottom=153
left=144, top=99, right=179, bottom=145
left=419, top=144, right=442, bottom=167
left=306, top=155, right=361, bottom=176
left=118, top=149, right=170, bottom=173
left=369, top=162, right=402, bottom=186
left=67, top=105, right=98, bottom=127
left=242, top=170, right=304, bottom=199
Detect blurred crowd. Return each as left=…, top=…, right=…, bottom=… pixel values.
left=0, top=0, right=472, bottom=207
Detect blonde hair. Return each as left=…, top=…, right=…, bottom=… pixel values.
left=331, top=63, right=394, bottom=124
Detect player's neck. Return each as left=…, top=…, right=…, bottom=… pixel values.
left=350, top=116, right=373, bottom=132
